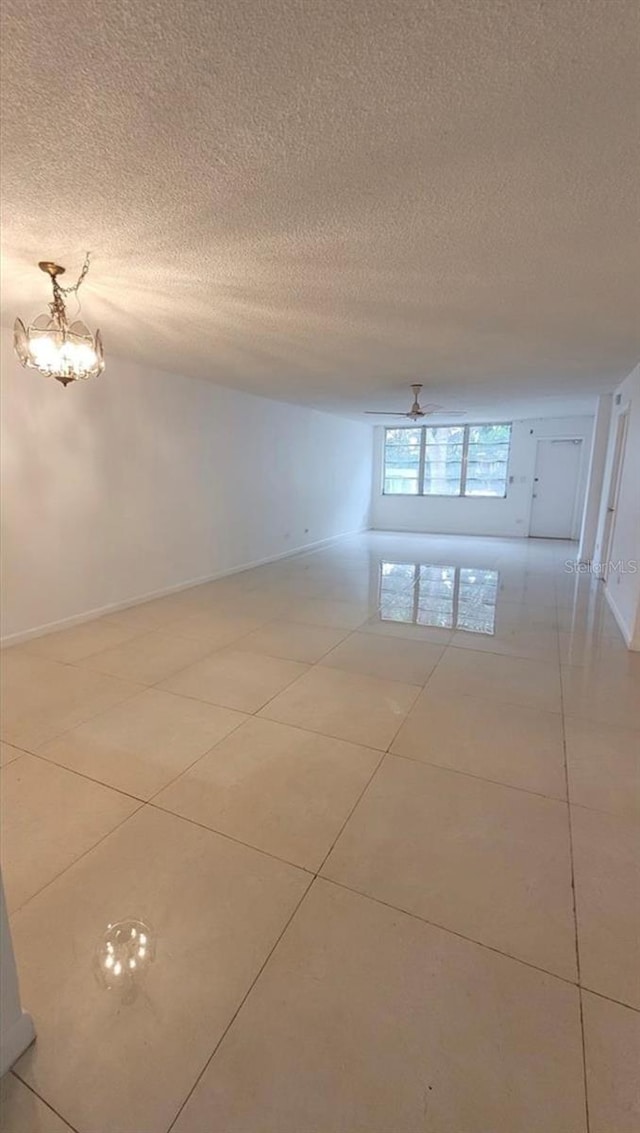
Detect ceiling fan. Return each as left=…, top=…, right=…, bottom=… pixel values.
left=365, top=384, right=465, bottom=421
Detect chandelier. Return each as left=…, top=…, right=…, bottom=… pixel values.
left=14, top=253, right=104, bottom=386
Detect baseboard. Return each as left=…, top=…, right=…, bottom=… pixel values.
left=0, top=1010, right=35, bottom=1077
left=1, top=526, right=370, bottom=647
left=604, top=584, right=637, bottom=649
left=370, top=525, right=529, bottom=540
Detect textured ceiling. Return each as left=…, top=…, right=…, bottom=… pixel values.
left=1, top=0, right=639, bottom=418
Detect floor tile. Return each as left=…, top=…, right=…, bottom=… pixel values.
left=237, top=620, right=350, bottom=663
left=260, top=666, right=420, bottom=751
left=160, top=609, right=269, bottom=645
left=18, top=620, right=140, bottom=666
left=103, top=594, right=187, bottom=631
left=449, top=624, right=558, bottom=661
left=558, top=629, right=633, bottom=667
left=571, top=806, right=639, bottom=1008
left=250, top=576, right=330, bottom=601
left=37, top=689, right=246, bottom=799
left=492, top=600, right=559, bottom=632
left=0, top=741, right=23, bottom=766
left=285, top=598, right=371, bottom=630
left=565, top=717, right=640, bottom=820
left=557, top=604, right=622, bottom=637
left=324, top=579, right=375, bottom=603
left=0, top=1075, right=73, bottom=1133
left=82, top=629, right=216, bottom=685
left=173, top=880, right=587, bottom=1133
left=11, top=807, right=309, bottom=1133
left=1, top=755, right=138, bottom=912
left=359, top=613, right=453, bottom=645
left=561, top=665, right=640, bottom=729
left=392, top=692, right=566, bottom=798
left=0, top=651, right=140, bottom=749
left=582, top=991, right=640, bottom=1133
left=323, top=755, right=576, bottom=978
left=160, top=650, right=308, bottom=712
left=319, top=632, right=444, bottom=684
left=425, top=647, right=562, bottom=712
left=3, top=531, right=635, bottom=1131
left=155, top=717, right=380, bottom=870
left=498, top=583, right=558, bottom=607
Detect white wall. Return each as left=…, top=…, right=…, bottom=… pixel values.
left=0, top=337, right=373, bottom=641
left=594, top=363, right=640, bottom=649
left=0, top=871, right=34, bottom=1074
left=371, top=416, right=594, bottom=538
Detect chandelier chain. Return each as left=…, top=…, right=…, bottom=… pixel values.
left=49, top=252, right=92, bottom=327
left=57, top=251, right=92, bottom=296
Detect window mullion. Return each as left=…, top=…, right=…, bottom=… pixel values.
left=460, top=426, right=470, bottom=496
left=418, top=427, right=427, bottom=496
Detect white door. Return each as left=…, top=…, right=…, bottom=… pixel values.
left=529, top=439, right=583, bottom=538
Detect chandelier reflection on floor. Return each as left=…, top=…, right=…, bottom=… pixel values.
left=94, top=919, right=156, bottom=1003
left=14, top=253, right=104, bottom=386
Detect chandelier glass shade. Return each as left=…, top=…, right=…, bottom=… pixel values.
left=14, top=257, right=104, bottom=386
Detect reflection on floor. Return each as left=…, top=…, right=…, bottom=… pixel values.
left=379, top=561, right=499, bottom=633
left=1, top=532, right=638, bottom=1133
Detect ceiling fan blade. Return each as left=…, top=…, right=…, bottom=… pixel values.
left=365, top=411, right=410, bottom=416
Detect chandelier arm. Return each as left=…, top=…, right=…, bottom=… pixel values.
left=49, top=275, right=69, bottom=328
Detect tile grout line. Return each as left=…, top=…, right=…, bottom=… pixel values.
left=8, top=1070, right=81, bottom=1133
left=164, top=874, right=317, bottom=1133
left=13, top=752, right=640, bottom=1017
left=387, top=747, right=568, bottom=805
left=144, top=785, right=626, bottom=1005
left=312, top=640, right=454, bottom=878
left=557, top=615, right=591, bottom=1133
left=141, top=714, right=249, bottom=806
left=22, top=748, right=147, bottom=805
left=147, top=799, right=317, bottom=877
left=319, top=872, right=586, bottom=991
left=576, top=985, right=640, bottom=1015
left=1, top=677, right=146, bottom=763
left=315, top=751, right=388, bottom=877
left=6, top=798, right=147, bottom=922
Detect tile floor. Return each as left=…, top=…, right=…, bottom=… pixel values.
left=1, top=532, right=638, bottom=1133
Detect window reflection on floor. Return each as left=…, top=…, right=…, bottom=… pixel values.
left=379, top=562, right=499, bottom=634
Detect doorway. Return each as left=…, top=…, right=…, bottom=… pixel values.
left=529, top=438, right=584, bottom=539
left=600, top=410, right=629, bottom=581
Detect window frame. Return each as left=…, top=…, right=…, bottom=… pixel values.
left=382, top=423, right=512, bottom=498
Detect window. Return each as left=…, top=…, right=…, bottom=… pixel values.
left=464, top=424, right=512, bottom=497
left=383, top=423, right=511, bottom=497
left=382, top=428, right=422, bottom=494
